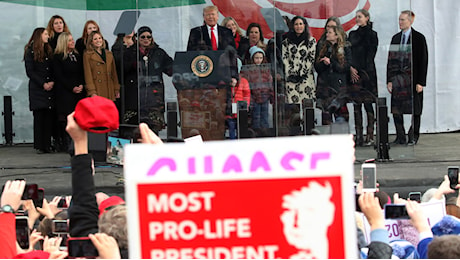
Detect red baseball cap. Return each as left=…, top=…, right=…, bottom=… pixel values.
left=74, top=96, right=119, bottom=133
left=99, top=196, right=125, bottom=217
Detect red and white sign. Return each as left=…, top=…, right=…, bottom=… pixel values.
left=124, top=135, right=356, bottom=259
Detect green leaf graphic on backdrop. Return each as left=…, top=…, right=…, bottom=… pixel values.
left=0, top=0, right=205, bottom=10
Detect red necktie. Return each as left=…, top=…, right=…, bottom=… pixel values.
left=211, top=27, right=217, bottom=51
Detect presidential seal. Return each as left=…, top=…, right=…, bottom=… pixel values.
left=191, top=55, right=213, bottom=78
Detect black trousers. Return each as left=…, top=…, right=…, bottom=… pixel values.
left=393, top=113, right=421, bottom=142
left=393, top=90, right=423, bottom=142
left=33, top=109, right=53, bottom=150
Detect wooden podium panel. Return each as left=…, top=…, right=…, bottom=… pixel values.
left=178, top=88, right=227, bottom=141
left=173, top=51, right=234, bottom=141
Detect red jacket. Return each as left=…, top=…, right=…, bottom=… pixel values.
left=230, top=76, right=251, bottom=118
left=0, top=213, right=17, bottom=259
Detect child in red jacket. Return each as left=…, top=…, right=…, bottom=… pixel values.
left=227, top=59, right=251, bottom=139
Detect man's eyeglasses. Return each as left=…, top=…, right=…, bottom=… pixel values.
left=140, top=35, right=152, bottom=39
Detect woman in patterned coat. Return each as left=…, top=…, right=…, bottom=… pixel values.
left=282, top=16, right=317, bottom=105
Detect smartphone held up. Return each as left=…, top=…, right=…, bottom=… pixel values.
left=16, top=216, right=30, bottom=249
left=362, top=163, right=377, bottom=192
left=384, top=204, right=409, bottom=219
left=408, top=192, right=421, bottom=203
left=67, top=237, right=99, bottom=259
left=448, top=166, right=459, bottom=190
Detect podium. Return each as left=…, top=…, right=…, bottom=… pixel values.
left=173, top=51, right=233, bottom=141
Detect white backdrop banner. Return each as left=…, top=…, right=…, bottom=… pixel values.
left=0, top=0, right=458, bottom=142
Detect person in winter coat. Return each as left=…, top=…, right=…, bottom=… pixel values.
left=46, top=15, right=70, bottom=51
left=282, top=16, right=317, bottom=104
left=315, top=25, right=352, bottom=125
left=76, top=20, right=108, bottom=56
left=221, top=17, right=249, bottom=59
left=387, top=10, right=428, bottom=145
left=226, top=58, right=251, bottom=139
left=24, top=27, right=55, bottom=154
left=114, top=26, right=173, bottom=134
left=53, top=32, right=86, bottom=152
left=83, top=31, right=120, bottom=101
left=242, top=46, right=274, bottom=133
left=316, top=16, right=346, bottom=63
left=348, top=9, right=379, bottom=146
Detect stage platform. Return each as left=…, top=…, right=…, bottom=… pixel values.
left=1, top=132, right=459, bottom=200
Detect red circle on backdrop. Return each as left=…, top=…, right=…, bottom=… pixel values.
left=213, top=0, right=371, bottom=40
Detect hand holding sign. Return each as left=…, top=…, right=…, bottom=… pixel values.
left=359, top=193, right=384, bottom=231
left=406, top=200, right=431, bottom=234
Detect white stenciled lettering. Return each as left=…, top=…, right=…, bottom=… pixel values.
left=147, top=191, right=215, bottom=213
left=148, top=218, right=251, bottom=241
left=150, top=245, right=279, bottom=259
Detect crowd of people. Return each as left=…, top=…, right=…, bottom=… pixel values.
left=355, top=173, right=460, bottom=258
left=0, top=114, right=159, bottom=259
left=23, top=6, right=427, bottom=145
left=11, top=4, right=441, bottom=258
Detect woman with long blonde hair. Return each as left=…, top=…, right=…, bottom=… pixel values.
left=53, top=32, right=86, bottom=151
left=314, top=25, right=352, bottom=125
left=221, top=17, right=248, bottom=58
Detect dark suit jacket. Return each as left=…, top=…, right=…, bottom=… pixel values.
left=387, top=28, right=428, bottom=87
left=387, top=28, right=428, bottom=114
left=187, top=25, right=236, bottom=51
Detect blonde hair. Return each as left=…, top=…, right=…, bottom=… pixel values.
left=221, top=17, right=243, bottom=36
left=203, top=5, right=218, bottom=14
left=55, top=32, right=77, bottom=59
left=317, top=26, right=347, bottom=65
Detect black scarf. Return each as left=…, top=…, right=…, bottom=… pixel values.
left=286, top=30, right=309, bottom=46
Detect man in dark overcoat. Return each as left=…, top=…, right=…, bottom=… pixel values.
left=387, top=10, right=428, bottom=145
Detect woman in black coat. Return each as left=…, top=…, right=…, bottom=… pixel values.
left=315, top=26, right=352, bottom=125
left=348, top=9, right=379, bottom=146
left=24, top=27, right=55, bottom=153
left=113, top=26, right=173, bottom=134
left=53, top=32, right=86, bottom=151
left=112, top=32, right=137, bottom=124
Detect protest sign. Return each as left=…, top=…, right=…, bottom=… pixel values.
left=124, top=135, right=356, bottom=258
left=359, top=199, right=446, bottom=244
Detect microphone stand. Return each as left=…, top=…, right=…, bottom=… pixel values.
left=117, top=33, right=126, bottom=124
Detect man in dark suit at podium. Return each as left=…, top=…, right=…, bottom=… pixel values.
left=182, top=5, right=239, bottom=140
left=186, top=5, right=239, bottom=86
left=187, top=5, right=236, bottom=52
